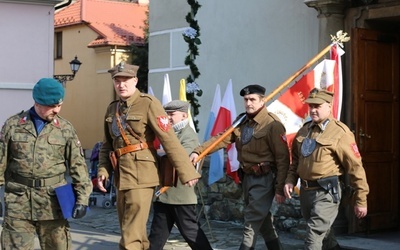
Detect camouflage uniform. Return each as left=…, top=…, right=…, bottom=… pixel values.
left=0, top=110, right=92, bottom=250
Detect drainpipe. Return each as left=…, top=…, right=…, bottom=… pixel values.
left=55, top=0, right=72, bottom=10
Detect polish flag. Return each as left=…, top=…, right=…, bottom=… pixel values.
left=211, top=80, right=240, bottom=183
left=203, top=84, right=224, bottom=185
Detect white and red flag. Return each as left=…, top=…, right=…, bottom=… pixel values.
left=268, top=44, right=344, bottom=148
left=203, top=84, right=224, bottom=185
left=211, top=80, right=240, bottom=183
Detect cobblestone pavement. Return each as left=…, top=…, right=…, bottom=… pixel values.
left=74, top=205, right=304, bottom=250
left=1, top=202, right=400, bottom=249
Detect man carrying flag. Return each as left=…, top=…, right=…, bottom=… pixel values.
left=190, top=84, right=290, bottom=250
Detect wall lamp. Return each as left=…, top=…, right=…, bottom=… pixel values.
left=54, top=56, right=82, bottom=86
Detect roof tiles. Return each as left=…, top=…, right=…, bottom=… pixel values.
left=54, top=0, right=147, bottom=47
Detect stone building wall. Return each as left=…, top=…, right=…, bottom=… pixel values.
left=196, top=158, right=304, bottom=234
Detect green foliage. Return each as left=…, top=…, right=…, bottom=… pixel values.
left=183, top=0, right=202, bottom=132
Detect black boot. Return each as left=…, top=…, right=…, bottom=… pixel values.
left=265, top=238, right=283, bottom=250
left=239, top=243, right=254, bottom=250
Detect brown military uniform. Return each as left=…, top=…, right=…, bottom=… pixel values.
left=193, top=107, right=290, bottom=248
left=286, top=117, right=369, bottom=206
left=0, top=110, right=92, bottom=249
left=286, top=116, right=369, bottom=249
left=97, top=90, right=200, bottom=250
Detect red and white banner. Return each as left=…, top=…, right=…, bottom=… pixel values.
left=211, top=80, right=240, bottom=183
left=268, top=44, right=344, bottom=148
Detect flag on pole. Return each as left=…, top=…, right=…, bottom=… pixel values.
left=203, top=84, right=224, bottom=185
left=329, top=44, right=344, bottom=119
left=179, top=79, right=196, bottom=132
left=162, top=74, right=172, bottom=105
left=211, top=80, right=240, bottom=183
left=268, top=58, right=337, bottom=147
left=268, top=45, right=344, bottom=194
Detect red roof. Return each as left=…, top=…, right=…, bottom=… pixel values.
left=54, top=0, right=147, bottom=47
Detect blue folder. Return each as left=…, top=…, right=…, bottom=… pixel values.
left=55, top=183, right=76, bottom=219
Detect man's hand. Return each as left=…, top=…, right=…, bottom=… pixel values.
left=72, top=204, right=87, bottom=219
left=185, top=178, right=199, bottom=187
left=284, top=183, right=294, bottom=199
left=354, top=206, right=367, bottom=219
left=189, top=153, right=199, bottom=165
left=275, top=193, right=286, bottom=204
left=97, top=175, right=108, bottom=192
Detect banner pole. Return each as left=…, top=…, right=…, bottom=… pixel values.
left=156, top=31, right=350, bottom=196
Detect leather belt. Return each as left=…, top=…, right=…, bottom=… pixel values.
left=301, top=179, right=320, bottom=188
left=115, top=142, right=151, bottom=157
left=12, top=173, right=65, bottom=188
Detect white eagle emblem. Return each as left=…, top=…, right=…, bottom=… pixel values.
left=157, top=116, right=170, bottom=132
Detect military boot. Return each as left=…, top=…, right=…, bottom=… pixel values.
left=265, top=237, right=283, bottom=250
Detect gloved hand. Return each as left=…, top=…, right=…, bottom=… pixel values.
left=72, top=204, right=87, bottom=219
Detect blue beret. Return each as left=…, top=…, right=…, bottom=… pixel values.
left=32, top=78, right=65, bottom=106
left=240, top=84, right=266, bottom=96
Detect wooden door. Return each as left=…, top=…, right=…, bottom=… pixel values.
left=351, top=28, right=399, bottom=232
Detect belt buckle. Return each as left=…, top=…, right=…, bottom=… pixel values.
left=303, top=179, right=309, bottom=188
left=34, top=179, right=43, bottom=188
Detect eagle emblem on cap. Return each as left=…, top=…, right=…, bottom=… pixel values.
left=118, top=62, right=125, bottom=72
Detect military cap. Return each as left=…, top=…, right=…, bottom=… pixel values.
left=163, top=100, right=190, bottom=113
left=305, top=88, right=334, bottom=104
left=108, top=61, right=139, bottom=78
left=240, top=84, right=266, bottom=96
left=32, top=78, right=65, bottom=106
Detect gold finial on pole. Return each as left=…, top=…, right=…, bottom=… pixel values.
left=330, top=30, right=350, bottom=48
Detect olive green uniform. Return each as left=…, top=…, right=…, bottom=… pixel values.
left=97, top=90, right=201, bottom=250
left=0, top=110, right=92, bottom=250
left=285, top=116, right=369, bottom=250
left=193, top=108, right=290, bottom=248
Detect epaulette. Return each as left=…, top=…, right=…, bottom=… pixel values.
left=333, top=119, right=350, bottom=132
left=268, top=112, right=281, bottom=122
left=140, top=93, right=154, bottom=100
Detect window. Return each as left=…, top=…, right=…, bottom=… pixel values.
left=55, top=32, right=62, bottom=59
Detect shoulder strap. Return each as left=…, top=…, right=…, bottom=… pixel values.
left=115, top=102, right=145, bottom=145
left=115, top=102, right=131, bottom=146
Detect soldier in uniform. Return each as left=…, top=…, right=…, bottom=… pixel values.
left=190, top=84, right=289, bottom=250
left=148, top=100, right=213, bottom=250
left=284, top=88, right=369, bottom=250
left=96, top=62, right=201, bottom=250
left=0, top=78, right=92, bottom=249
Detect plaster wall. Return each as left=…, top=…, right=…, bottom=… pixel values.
left=54, top=24, right=119, bottom=149
left=0, top=2, right=56, bottom=124
left=148, top=0, right=319, bottom=137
